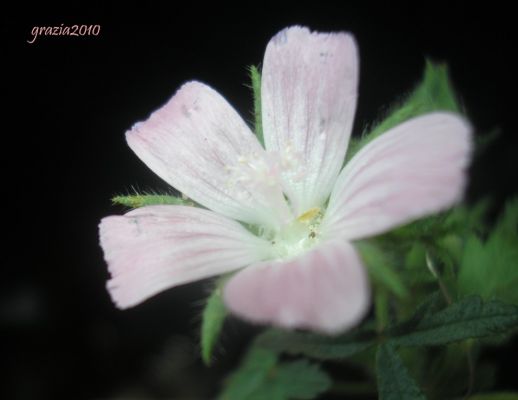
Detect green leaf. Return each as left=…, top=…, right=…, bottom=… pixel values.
left=391, top=292, right=444, bottom=333
left=389, top=296, right=518, bottom=347
left=201, top=278, right=228, bottom=365
left=346, top=60, right=461, bottom=163
left=219, top=347, right=331, bottom=400
left=458, top=198, right=518, bottom=305
left=112, top=192, right=194, bottom=208
left=219, top=347, right=278, bottom=400
left=376, top=343, right=426, bottom=400
left=467, top=393, right=518, bottom=400
left=495, top=198, right=518, bottom=238
left=249, top=65, right=264, bottom=147
left=270, top=360, right=332, bottom=400
left=356, top=241, right=408, bottom=299
left=255, top=328, right=376, bottom=360
left=383, top=201, right=489, bottom=244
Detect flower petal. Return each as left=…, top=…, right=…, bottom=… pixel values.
left=99, top=205, right=270, bottom=309
left=126, top=81, right=292, bottom=230
left=223, top=241, right=370, bottom=334
left=261, top=26, right=359, bottom=215
left=322, top=112, right=473, bottom=240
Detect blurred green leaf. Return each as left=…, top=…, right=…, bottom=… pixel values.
left=388, top=292, right=444, bottom=337
left=219, top=347, right=331, bottom=400
left=389, top=296, right=518, bottom=346
left=201, top=278, right=228, bottom=365
left=346, top=60, right=461, bottom=163
left=268, top=360, right=332, bottom=400
left=458, top=198, right=518, bottom=305
left=219, top=347, right=277, bottom=400
left=255, top=328, right=375, bottom=360
left=384, top=201, right=489, bottom=244
left=356, top=241, right=408, bottom=299
left=376, top=343, right=426, bottom=400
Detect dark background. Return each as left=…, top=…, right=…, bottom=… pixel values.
left=3, top=3, right=517, bottom=399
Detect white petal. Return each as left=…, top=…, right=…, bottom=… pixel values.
left=261, top=26, right=359, bottom=215
left=322, top=112, right=473, bottom=240
left=126, top=81, right=292, bottom=230
left=224, top=240, right=370, bottom=334
left=99, top=205, right=270, bottom=308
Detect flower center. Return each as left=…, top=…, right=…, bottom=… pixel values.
left=270, top=207, right=323, bottom=259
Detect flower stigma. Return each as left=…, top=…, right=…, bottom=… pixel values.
left=267, top=207, right=323, bottom=260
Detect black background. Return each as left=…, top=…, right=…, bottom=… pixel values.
left=4, top=3, right=518, bottom=399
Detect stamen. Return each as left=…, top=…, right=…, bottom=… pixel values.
left=226, top=152, right=279, bottom=189
left=223, top=152, right=293, bottom=228
left=279, top=144, right=307, bottom=182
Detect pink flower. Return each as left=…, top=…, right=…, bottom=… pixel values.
left=99, top=26, right=471, bottom=334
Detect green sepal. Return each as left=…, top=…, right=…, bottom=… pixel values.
left=112, top=192, right=195, bottom=208
left=346, top=60, right=461, bottom=164
left=248, top=65, right=264, bottom=147
left=200, top=276, right=229, bottom=365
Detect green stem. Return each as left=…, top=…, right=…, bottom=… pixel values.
left=425, top=251, right=453, bottom=305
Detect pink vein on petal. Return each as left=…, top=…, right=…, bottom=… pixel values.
left=322, top=112, right=473, bottom=241
left=223, top=240, right=370, bottom=334
left=126, top=81, right=292, bottom=230
left=99, top=205, right=271, bottom=309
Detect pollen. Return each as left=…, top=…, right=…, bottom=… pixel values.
left=297, top=207, right=321, bottom=223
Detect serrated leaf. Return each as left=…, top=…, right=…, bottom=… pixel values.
left=390, top=292, right=444, bottom=335
left=255, top=328, right=375, bottom=360
left=458, top=198, right=518, bottom=305
left=219, top=347, right=278, bottom=400
left=220, top=347, right=331, bottom=400
left=346, top=60, right=461, bottom=163
left=385, top=292, right=444, bottom=346
left=356, top=241, right=408, bottom=298
left=249, top=65, right=264, bottom=146
left=201, top=278, right=228, bottom=365
left=389, top=296, right=518, bottom=346
left=112, top=193, right=194, bottom=208
left=270, top=360, right=332, bottom=400
left=376, top=343, right=426, bottom=400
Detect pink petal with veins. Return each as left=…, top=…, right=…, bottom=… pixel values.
left=99, top=205, right=270, bottom=309
left=224, top=240, right=370, bottom=334
left=322, top=112, right=472, bottom=240
left=126, top=81, right=292, bottom=230
left=262, top=26, right=359, bottom=214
